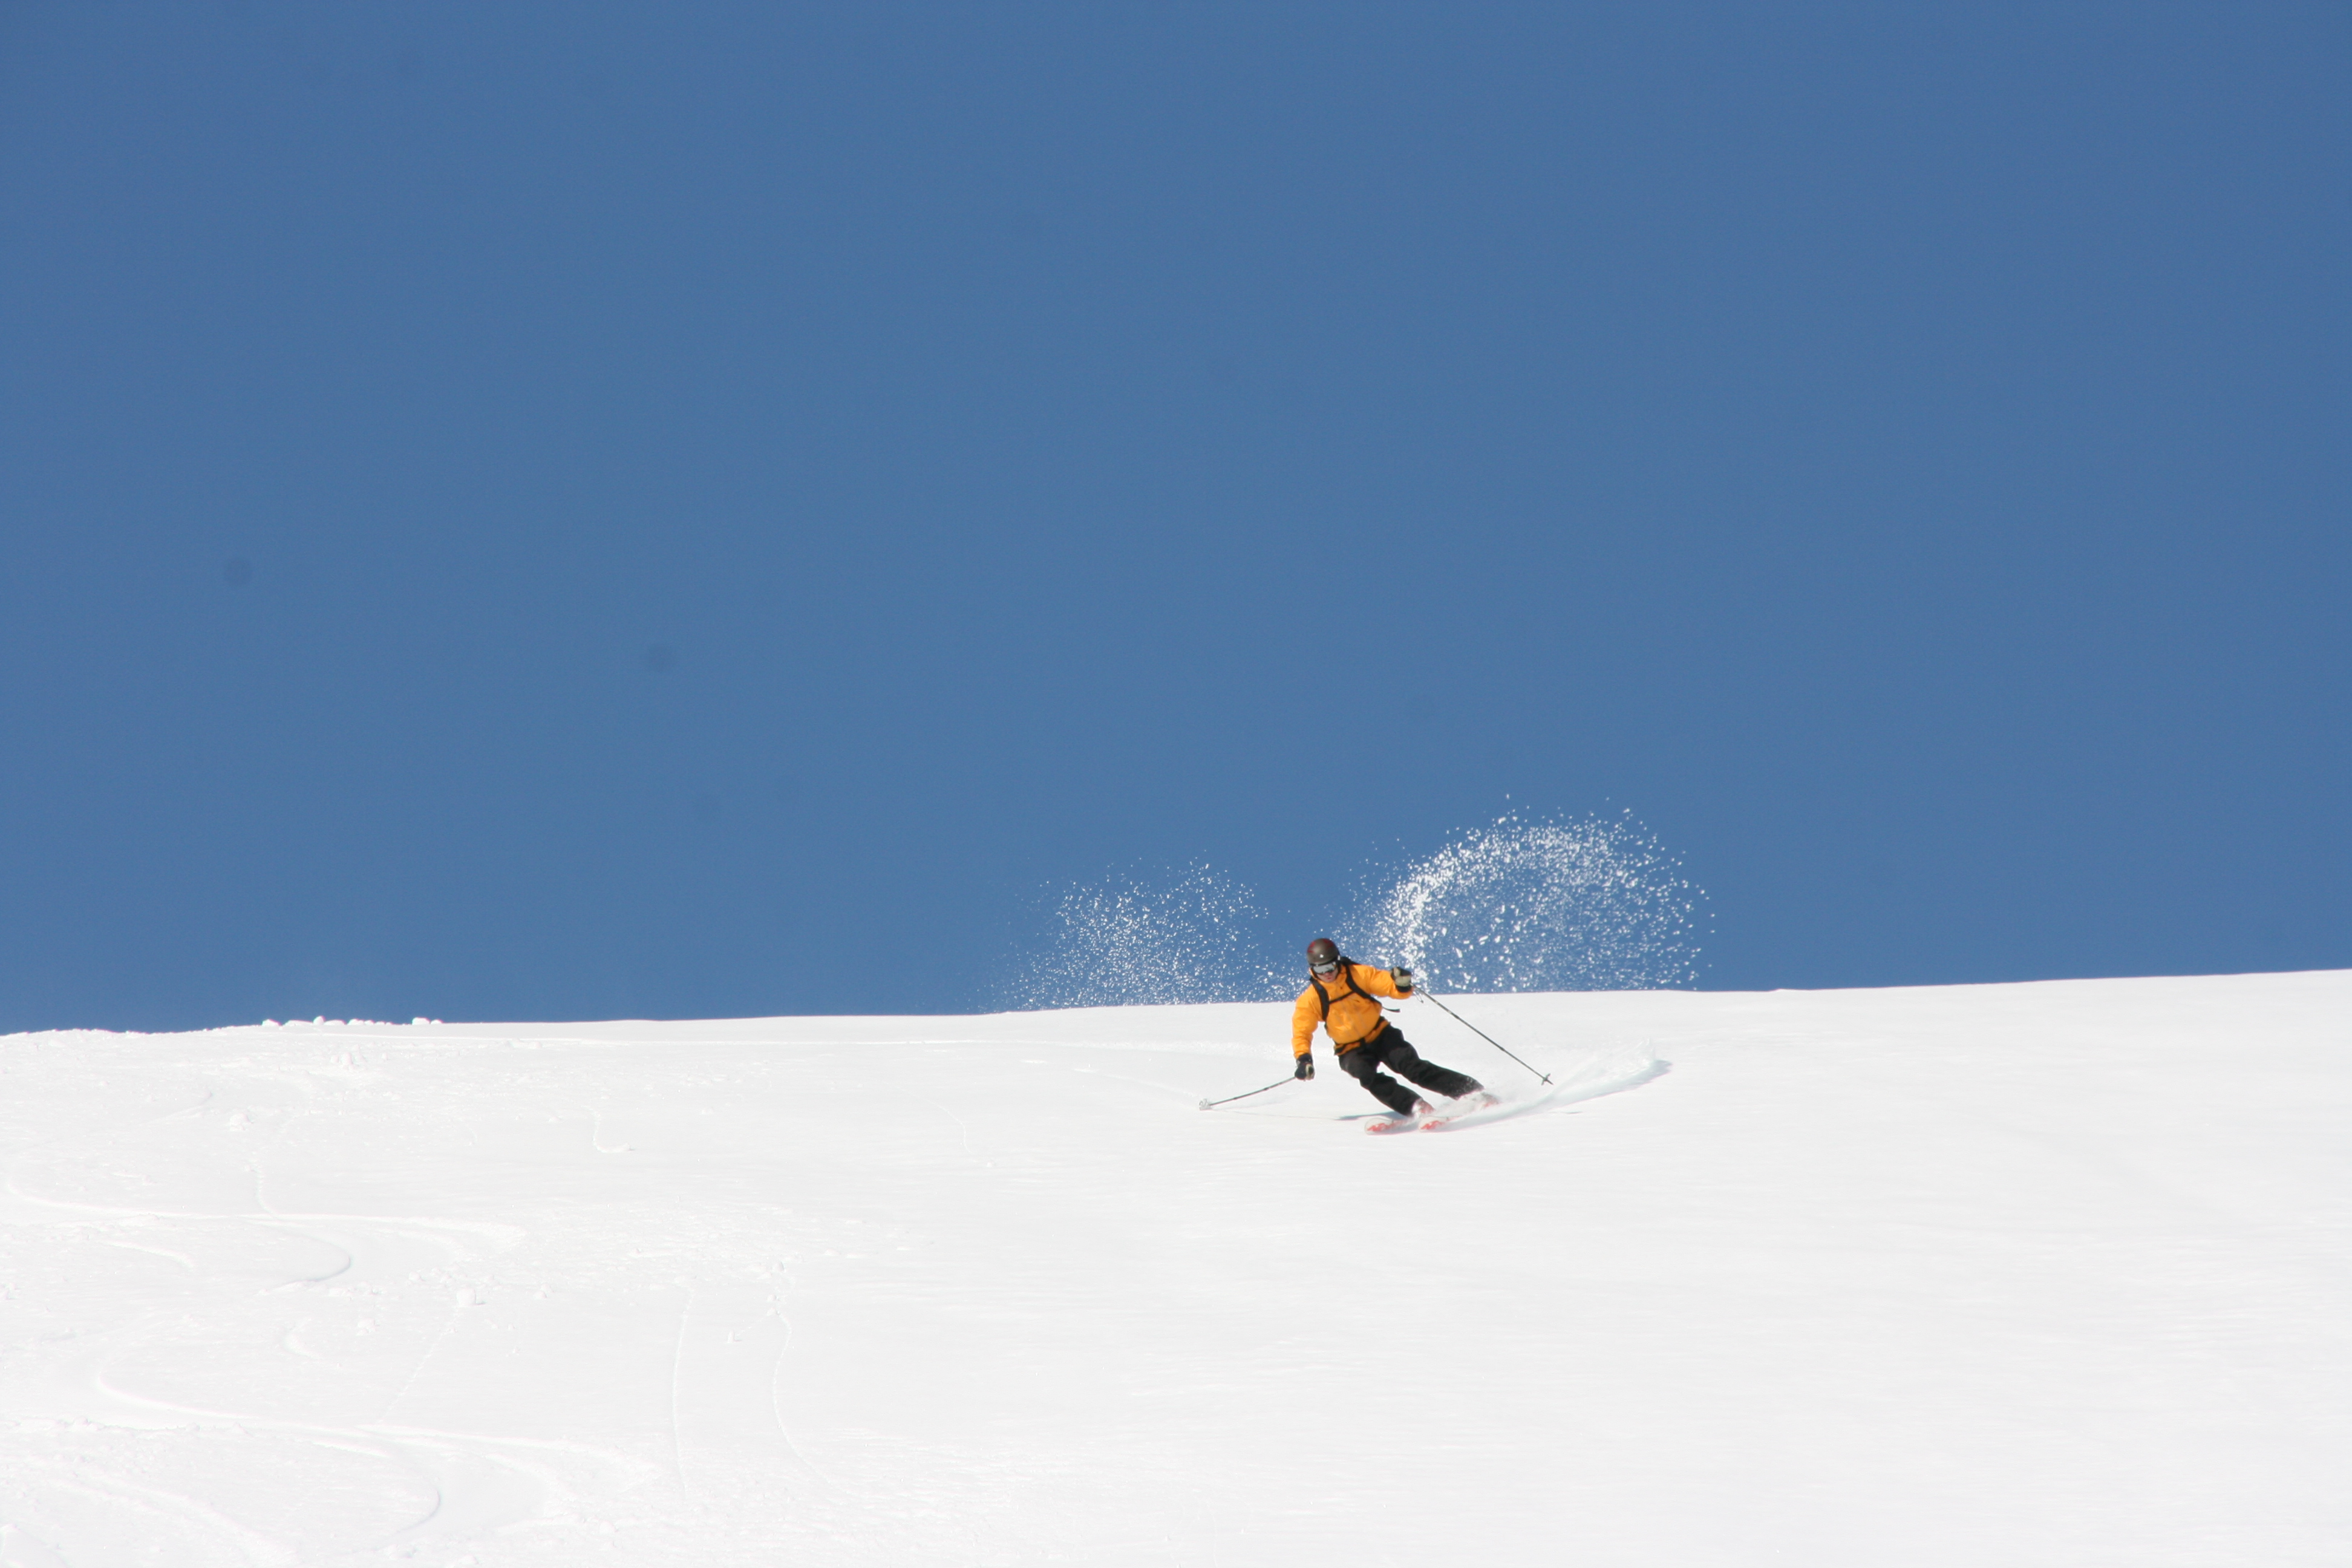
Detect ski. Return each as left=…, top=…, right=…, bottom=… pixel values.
left=1364, top=1091, right=1499, bottom=1135
left=1365, top=1114, right=1434, bottom=1135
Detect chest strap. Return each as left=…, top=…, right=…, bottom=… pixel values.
left=1311, top=961, right=1391, bottom=1048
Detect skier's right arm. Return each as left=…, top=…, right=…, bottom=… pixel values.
left=1290, top=990, right=1321, bottom=1067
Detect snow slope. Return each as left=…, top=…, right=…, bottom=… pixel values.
left=3, top=971, right=2348, bottom=1566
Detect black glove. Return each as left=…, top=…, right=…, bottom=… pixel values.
left=1293, top=1054, right=1315, bottom=1080
left=1393, top=965, right=1415, bottom=993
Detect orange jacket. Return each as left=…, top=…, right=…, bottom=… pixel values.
left=1292, top=961, right=1412, bottom=1057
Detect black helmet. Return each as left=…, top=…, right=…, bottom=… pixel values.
left=1305, top=938, right=1342, bottom=976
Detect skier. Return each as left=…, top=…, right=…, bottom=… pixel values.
left=1291, top=938, right=1488, bottom=1120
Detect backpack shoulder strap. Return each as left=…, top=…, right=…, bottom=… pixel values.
left=1345, top=960, right=1400, bottom=1014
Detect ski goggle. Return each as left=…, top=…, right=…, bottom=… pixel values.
left=1310, top=955, right=1341, bottom=976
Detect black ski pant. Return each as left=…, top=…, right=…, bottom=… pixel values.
left=1338, top=1027, right=1483, bottom=1116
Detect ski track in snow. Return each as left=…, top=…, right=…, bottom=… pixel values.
left=2, top=976, right=2350, bottom=1564
left=0, top=1045, right=664, bottom=1564
left=1433, top=1053, right=1673, bottom=1131
left=0, top=1165, right=626, bottom=1561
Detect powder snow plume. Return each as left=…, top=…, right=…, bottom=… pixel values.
left=1005, top=814, right=1705, bottom=1009
left=1002, top=865, right=1290, bottom=1008
left=1347, top=812, right=1705, bottom=992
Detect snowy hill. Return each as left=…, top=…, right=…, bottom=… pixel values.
left=4, top=971, right=2348, bottom=1566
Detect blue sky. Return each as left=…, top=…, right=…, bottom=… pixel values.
left=3, top=2, right=2345, bottom=1030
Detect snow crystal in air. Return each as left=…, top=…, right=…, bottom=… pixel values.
left=1350, top=812, right=1705, bottom=992
left=1005, top=812, right=1704, bottom=1009
left=1004, top=865, right=1290, bottom=1008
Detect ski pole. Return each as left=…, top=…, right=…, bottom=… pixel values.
left=1198, top=1076, right=1292, bottom=1111
left=1419, top=989, right=1553, bottom=1085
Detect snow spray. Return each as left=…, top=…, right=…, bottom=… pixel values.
left=1345, top=812, right=1705, bottom=994
left=1002, top=814, right=1706, bottom=1010
left=1003, top=864, right=1290, bottom=1009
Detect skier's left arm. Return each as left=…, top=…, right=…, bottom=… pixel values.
left=1359, top=964, right=1414, bottom=1000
